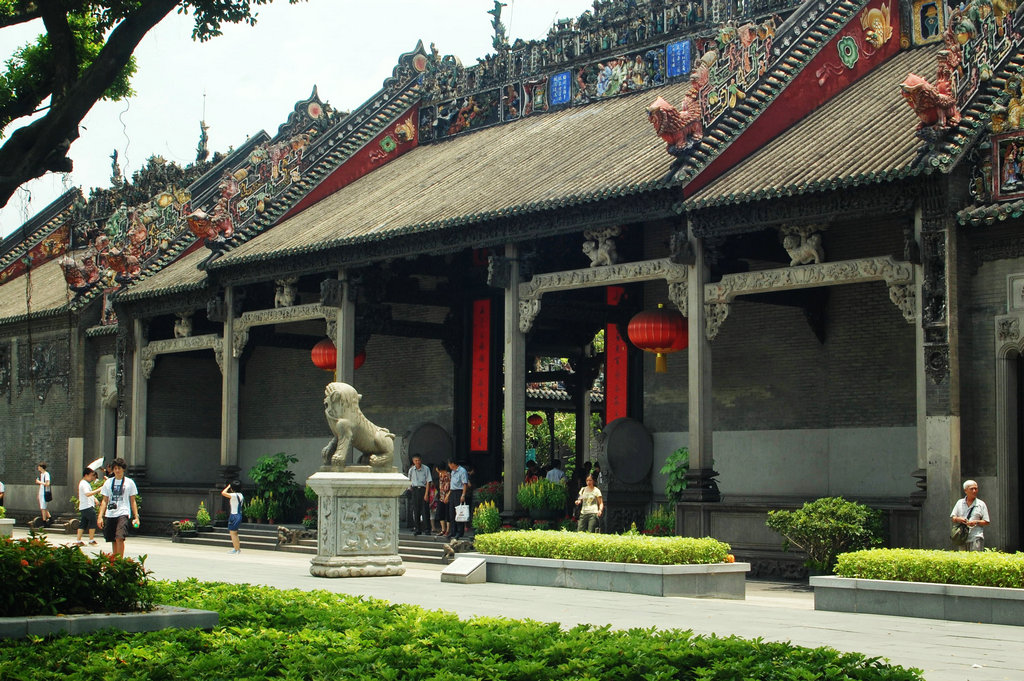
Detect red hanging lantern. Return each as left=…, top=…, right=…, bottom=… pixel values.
left=311, top=338, right=337, bottom=373
left=627, top=303, right=688, bottom=373
left=353, top=349, right=366, bottom=370
left=527, top=413, right=544, bottom=427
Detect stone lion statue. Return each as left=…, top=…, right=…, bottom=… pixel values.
left=322, top=382, right=395, bottom=469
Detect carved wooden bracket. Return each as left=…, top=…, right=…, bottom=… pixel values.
left=139, top=334, right=221, bottom=379
left=703, top=256, right=915, bottom=340
left=518, top=258, right=689, bottom=333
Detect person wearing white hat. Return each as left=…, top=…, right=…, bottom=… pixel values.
left=75, top=467, right=102, bottom=546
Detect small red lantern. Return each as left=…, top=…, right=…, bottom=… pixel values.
left=353, top=349, right=366, bottom=370
left=627, top=303, right=688, bottom=373
left=527, top=413, right=544, bottom=427
left=311, top=338, right=336, bottom=373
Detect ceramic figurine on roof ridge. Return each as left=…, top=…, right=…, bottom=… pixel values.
left=647, top=51, right=711, bottom=158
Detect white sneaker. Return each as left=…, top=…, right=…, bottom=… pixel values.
left=228, top=549, right=240, bottom=554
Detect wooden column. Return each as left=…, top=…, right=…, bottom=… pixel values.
left=681, top=233, right=719, bottom=502
left=219, top=286, right=240, bottom=481
left=502, top=244, right=526, bottom=514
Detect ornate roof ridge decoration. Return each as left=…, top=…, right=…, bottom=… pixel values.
left=704, top=255, right=915, bottom=339
left=668, top=0, right=877, bottom=187
left=0, top=189, right=80, bottom=288
left=905, top=1, right=1024, bottom=177
left=414, top=0, right=817, bottom=146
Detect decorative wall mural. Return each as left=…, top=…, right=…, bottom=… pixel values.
left=911, top=0, right=944, bottom=45
left=993, top=131, right=1024, bottom=200
left=816, top=1, right=896, bottom=85
left=17, top=338, right=70, bottom=402
left=0, top=225, right=69, bottom=286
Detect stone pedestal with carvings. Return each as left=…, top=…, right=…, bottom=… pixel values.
left=307, top=468, right=409, bottom=577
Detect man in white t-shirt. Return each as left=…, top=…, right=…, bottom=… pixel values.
left=97, top=458, right=140, bottom=557
left=0, top=479, right=5, bottom=507
left=75, top=468, right=102, bottom=546
left=950, top=479, right=990, bottom=551
left=545, top=460, right=566, bottom=484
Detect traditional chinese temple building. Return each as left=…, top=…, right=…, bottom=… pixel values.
left=2, top=0, right=1023, bottom=569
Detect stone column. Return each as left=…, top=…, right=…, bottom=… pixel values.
left=333, top=270, right=355, bottom=386
left=128, top=318, right=148, bottom=478
left=918, top=196, right=961, bottom=547
left=575, top=381, right=591, bottom=470
left=681, top=232, right=719, bottom=503
left=219, top=286, right=240, bottom=482
left=503, top=244, right=527, bottom=514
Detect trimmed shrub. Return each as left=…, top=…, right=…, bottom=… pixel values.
left=475, top=529, right=730, bottom=565
left=766, top=497, right=883, bottom=572
left=0, top=533, right=154, bottom=616
left=835, top=548, right=1024, bottom=588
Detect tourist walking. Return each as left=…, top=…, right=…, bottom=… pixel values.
left=435, top=465, right=451, bottom=536
left=221, top=480, right=244, bottom=554
left=545, top=459, right=566, bottom=484
left=950, top=479, right=990, bottom=551
left=0, top=478, right=5, bottom=507
left=407, top=454, right=433, bottom=535
left=447, top=459, right=471, bottom=539
left=575, top=475, right=604, bottom=532
left=75, top=467, right=101, bottom=546
left=96, top=458, right=140, bottom=557
left=36, top=462, right=52, bottom=527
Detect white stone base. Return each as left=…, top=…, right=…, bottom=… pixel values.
left=310, top=555, right=405, bottom=577
left=306, top=469, right=410, bottom=578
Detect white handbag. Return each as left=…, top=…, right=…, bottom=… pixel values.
left=454, top=503, right=470, bottom=522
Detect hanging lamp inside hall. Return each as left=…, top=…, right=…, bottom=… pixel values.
left=627, top=303, right=688, bottom=373
left=311, top=339, right=367, bottom=373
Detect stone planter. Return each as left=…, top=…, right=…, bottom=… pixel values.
left=196, top=525, right=214, bottom=533
left=1, top=605, right=217, bottom=639
left=0, top=518, right=14, bottom=538
left=177, top=530, right=198, bottom=538
left=527, top=508, right=562, bottom=522
left=811, top=576, right=1024, bottom=626
left=480, top=554, right=750, bottom=599
left=213, top=520, right=228, bottom=528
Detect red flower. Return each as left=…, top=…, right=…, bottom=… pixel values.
left=20, top=559, right=28, bottom=567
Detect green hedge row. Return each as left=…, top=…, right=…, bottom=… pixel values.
left=474, top=529, right=730, bottom=564
left=0, top=581, right=923, bottom=680
left=835, top=549, right=1024, bottom=588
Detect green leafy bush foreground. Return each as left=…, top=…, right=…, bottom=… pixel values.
left=836, top=548, right=1024, bottom=588
left=0, top=581, right=923, bottom=680
left=0, top=534, right=154, bottom=617
left=475, top=529, right=730, bottom=564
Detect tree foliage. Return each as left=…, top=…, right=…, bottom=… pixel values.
left=0, top=1, right=303, bottom=209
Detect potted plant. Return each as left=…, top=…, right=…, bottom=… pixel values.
left=0, top=506, right=13, bottom=538
left=644, top=505, right=674, bottom=536
left=471, top=500, right=501, bottom=534
left=475, top=481, right=504, bottom=510
left=244, top=497, right=265, bottom=524
left=214, top=510, right=229, bottom=527
left=302, top=514, right=317, bottom=530
left=195, top=501, right=213, bottom=531
left=517, top=479, right=568, bottom=521
left=173, top=519, right=197, bottom=538
left=265, top=498, right=281, bottom=525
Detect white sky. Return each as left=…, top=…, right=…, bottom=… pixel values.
left=0, top=0, right=593, bottom=237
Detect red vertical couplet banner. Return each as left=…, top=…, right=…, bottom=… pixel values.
left=605, top=286, right=628, bottom=423
left=470, top=299, right=491, bottom=451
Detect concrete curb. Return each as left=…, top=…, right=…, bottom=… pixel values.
left=0, top=605, right=219, bottom=639
left=478, top=553, right=749, bottom=598
left=811, top=576, right=1024, bottom=625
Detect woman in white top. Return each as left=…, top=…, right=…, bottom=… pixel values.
left=574, top=475, right=604, bottom=533
left=221, top=481, right=245, bottom=554
left=36, top=462, right=52, bottom=526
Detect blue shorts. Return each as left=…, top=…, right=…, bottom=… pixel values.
left=228, top=513, right=242, bottom=531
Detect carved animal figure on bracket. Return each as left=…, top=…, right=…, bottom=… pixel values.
left=322, top=382, right=396, bottom=469
left=780, top=226, right=825, bottom=266
left=582, top=226, right=622, bottom=267
left=173, top=313, right=193, bottom=338
left=275, top=277, right=299, bottom=308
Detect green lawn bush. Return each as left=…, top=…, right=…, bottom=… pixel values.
left=0, top=581, right=923, bottom=680
left=0, top=533, right=154, bottom=616
left=475, top=529, right=730, bottom=564
left=835, top=548, right=1024, bottom=588
left=766, top=497, right=883, bottom=572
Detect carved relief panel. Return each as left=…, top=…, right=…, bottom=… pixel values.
left=17, top=337, right=70, bottom=402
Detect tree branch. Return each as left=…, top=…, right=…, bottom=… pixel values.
left=0, top=0, right=178, bottom=207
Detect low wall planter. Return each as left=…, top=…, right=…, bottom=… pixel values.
left=0, top=605, right=218, bottom=640
left=0, top=518, right=14, bottom=538
left=479, top=554, right=749, bottom=599
left=811, top=576, right=1024, bottom=626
